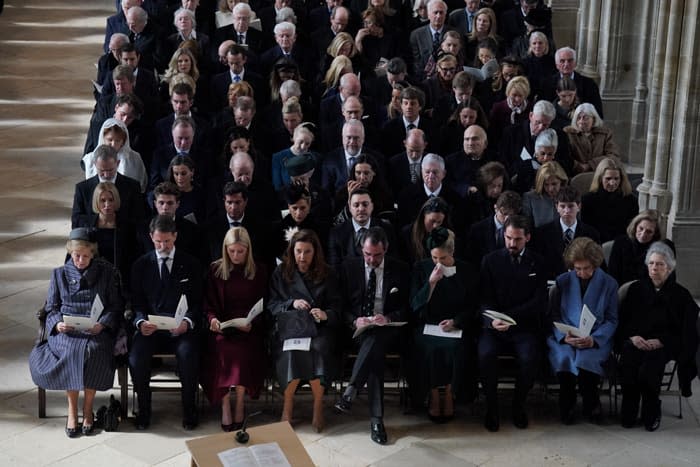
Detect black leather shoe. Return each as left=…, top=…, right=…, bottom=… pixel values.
left=484, top=410, right=500, bottom=432
left=560, top=406, right=576, bottom=425
left=65, top=419, right=80, bottom=438
left=644, top=400, right=661, bottom=432
left=512, top=406, right=529, bottom=429
left=135, top=414, right=150, bottom=430
left=334, top=395, right=352, bottom=414
left=587, top=403, right=603, bottom=425
left=81, top=412, right=95, bottom=435
left=183, top=419, right=199, bottom=431
left=370, top=421, right=387, bottom=445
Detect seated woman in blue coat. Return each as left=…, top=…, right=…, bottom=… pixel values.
left=547, top=237, right=618, bottom=424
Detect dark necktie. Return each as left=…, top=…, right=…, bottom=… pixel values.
left=564, top=228, right=574, bottom=247
left=160, top=256, right=170, bottom=283
left=467, top=13, right=474, bottom=33
left=511, top=254, right=521, bottom=265
left=230, top=220, right=241, bottom=227
left=232, top=74, right=241, bottom=83
left=410, top=163, right=420, bottom=184
left=238, top=33, right=245, bottom=45
left=347, top=156, right=357, bottom=174
left=356, top=227, right=368, bottom=246
left=496, top=226, right=505, bottom=248
left=362, top=268, right=377, bottom=316
left=433, top=31, right=441, bottom=51
left=407, top=123, right=416, bottom=131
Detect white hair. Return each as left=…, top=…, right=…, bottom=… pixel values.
left=232, top=3, right=252, bottom=16
left=532, top=100, right=556, bottom=120
left=535, top=128, right=558, bottom=150
left=421, top=153, right=445, bottom=172
left=274, top=21, right=296, bottom=36
left=555, top=46, right=577, bottom=63
left=174, top=8, right=197, bottom=29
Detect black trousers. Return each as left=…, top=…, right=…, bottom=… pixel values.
left=478, top=329, right=540, bottom=409
left=129, top=329, right=200, bottom=421
left=619, top=342, right=668, bottom=424
left=557, top=369, right=601, bottom=414
left=346, top=328, right=397, bottom=421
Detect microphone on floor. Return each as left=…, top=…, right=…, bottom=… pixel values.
left=235, top=411, right=261, bottom=444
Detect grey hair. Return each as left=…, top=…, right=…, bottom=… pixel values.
left=232, top=2, right=252, bottom=16
left=555, top=46, right=577, bottom=63
left=571, top=103, right=604, bottom=128
left=279, top=79, right=301, bottom=98
left=532, top=100, right=556, bottom=120
left=535, top=128, right=558, bottom=150
left=343, top=118, right=365, bottom=136
left=274, top=21, right=296, bottom=36
left=110, top=32, right=130, bottom=47
left=127, top=6, right=148, bottom=23
left=173, top=8, right=197, bottom=29
left=646, top=241, right=676, bottom=271
left=421, top=153, right=445, bottom=172
left=276, top=7, right=297, bottom=24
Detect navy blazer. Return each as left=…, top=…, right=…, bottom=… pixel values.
left=465, top=216, right=499, bottom=266
left=327, top=217, right=397, bottom=267
left=103, top=12, right=129, bottom=54
left=381, top=115, right=433, bottom=157
left=480, top=247, right=548, bottom=331
left=533, top=220, right=601, bottom=279
left=210, top=68, right=267, bottom=111
left=130, top=249, right=203, bottom=327
left=339, top=255, right=410, bottom=327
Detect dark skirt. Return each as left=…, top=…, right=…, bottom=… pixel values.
left=273, top=330, right=337, bottom=390
left=410, top=330, right=466, bottom=399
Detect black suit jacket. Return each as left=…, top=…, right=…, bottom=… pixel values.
left=203, top=212, right=274, bottom=266
left=321, top=146, right=385, bottom=193
left=210, top=68, right=267, bottom=111
left=149, top=143, right=212, bottom=192
left=259, top=44, right=311, bottom=78
left=465, top=216, right=499, bottom=266
left=153, top=113, right=211, bottom=153
left=533, top=220, right=601, bottom=279
left=130, top=249, right=203, bottom=326
left=214, top=25, right=266, bottom=54
left=499, top=120, right=573, bottom=176
left=339, top=255, right=410, bottom=327
left=72, top=173, right=145, bottom=228
left=543, top=72, right=604, bottom=118
left=387, top=153, right=419, bottom=200
left=480, top=247, right=548, bottom=331
left=104, top=12, right=129, bottom=54
left=327, top=218, right=397, bottom=267
left=381, top=115, right=433, bottom=157
left=131, top=21, right=159, bottom=70
left=137, top=216, right=207, bottom=267
left=397, top=183, right=464, bottom=230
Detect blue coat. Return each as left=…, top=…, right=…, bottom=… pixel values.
left=547, top=268, right=618, bottom=376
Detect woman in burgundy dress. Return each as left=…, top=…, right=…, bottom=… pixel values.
left=202, top=227, right=269, bottom=431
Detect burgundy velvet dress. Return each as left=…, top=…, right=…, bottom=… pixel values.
left=201, top=262, right=268, bottom=403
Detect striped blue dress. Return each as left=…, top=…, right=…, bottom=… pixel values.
left=29, top=258, right=124, bottom=391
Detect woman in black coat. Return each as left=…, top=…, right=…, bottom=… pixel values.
left=616, top=242, right=698, bottom=431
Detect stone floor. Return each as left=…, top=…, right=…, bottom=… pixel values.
left=2, top=1, right=700, bottom=466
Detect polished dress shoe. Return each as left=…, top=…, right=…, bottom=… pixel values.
left=370, top=421, right=387, bottom=445
left=644, top=400, right=661, bottom=432
left=484, top=410, right=500, bottom=432
left=512, top=406, right=529, bottom=429
left=334, top=395, right=352, bottom=414
left=65, top=419, right=80, bottom=438
left=182, top=419, right=199, bottom=431
left=135, top=414, right=150, bottom=430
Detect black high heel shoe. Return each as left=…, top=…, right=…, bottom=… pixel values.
left=81, top=412, right=95, bottom=435
left=65, top=419, right=80, bottom=438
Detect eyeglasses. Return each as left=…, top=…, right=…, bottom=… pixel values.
left=438, top=67, right=457, bottom=73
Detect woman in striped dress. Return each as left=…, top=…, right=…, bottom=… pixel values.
left=29, top=228, right=124, bottom=437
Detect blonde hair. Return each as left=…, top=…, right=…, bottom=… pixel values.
left=327, top=32, right=357, bottom=58
left=534, top=161, right=568, bottom=195
left=323, top=55, right=353, bottom=90
left=506, top=75, right=530, bottom=98
left=214, top=227, right=256, bottom=280
left=66, top=239, right=98, bottom=256
left=91, top=181, right=121, bottom=214
left=163, top=48, right=200, bottom=83
left=589, top=157, right=633, bottom=196
left=168, top=73, right=197, bottom=97
left=468, top=8, right=498, bottom=41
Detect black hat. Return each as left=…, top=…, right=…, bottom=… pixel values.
left=69, top=227, right=97, bottom=242
left=386, top=57, right=407, bottom=75
left=425, top=226, right=449, bottom=251
left=524, top=8, right=551, bottom=28
left=285, top=154, right=316, bottom=176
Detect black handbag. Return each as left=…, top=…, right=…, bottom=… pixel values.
left=277, top=309, right=318, bottom=340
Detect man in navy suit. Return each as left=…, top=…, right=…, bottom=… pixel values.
left=381, top=86, right=433, bottom=157
left=327, top=189, right=397, bottom=267
left=71, top=145, right=145, bottom=228
left=100, top=44, right=158, bottom=106
left=259, top=21, right=310, bottom=77
left=465, top=190, right=521, bottom=265
left=321, top=119, right=368, bottom=193
left=129, top=215, right=203, bottom=430
left=214, top=3, right=266, bottom=55
left=478, top=215, right=548, bottom=432
left=126, top=6, right=159, bottom=71
left=103, top=0, right=137, bottom=54
left=210, top=44, right=267, bottom=111
left=154, top=83, right=210, bottom=152
left=533, top=185, right=600, bottom=279
left=447, top=0, right=480, bottom=36
left=335, top=227, right=410, bottom=444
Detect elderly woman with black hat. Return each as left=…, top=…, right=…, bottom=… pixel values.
left=285, top=153, right=333, bottom=223
left=409, top=227, right=478, bottom=423
left=29, top=228, right=124, bottom=438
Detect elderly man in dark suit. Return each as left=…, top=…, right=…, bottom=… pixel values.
left=533, top=185, right=600, bottom=279
left=542, top=46, right=604, bottom=118
left=335, top=227, right=410, bottom=444
left=126, top=6, right=159, bottom=70
left=310, top=5, right=351, bottom=62
left=409, top=0, right=454, bottom=81
left=129, top=215, right=203, bottom=430
left=445, top=124, right=497, bottom=198
left=71, top=145, right=145, bottom=228
left=103, top=0, right=139, bottom=54
left=387, top=128, right=427, bottom=200
left=259, top=21, right=310, bottom=77
left=327, top=188, right=397, bottom=267
left=214, top=3, right=266, bottom=54
left=154, top=83, right=210, bottom=151
left=322, top=119, right=379, bottom=193
left=478, top=215, right=548, bottom=432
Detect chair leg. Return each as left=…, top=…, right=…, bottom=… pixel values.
left=38, top=387, right=46, bottom=418
left=119, top=365, right=129, bottom=420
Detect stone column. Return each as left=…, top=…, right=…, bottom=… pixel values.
left=580, top=0, right=601, bottom=79
left=628, top=0, right=654, bottom=167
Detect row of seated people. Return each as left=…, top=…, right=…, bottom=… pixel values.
left=29, top=214, right=698, bottom=444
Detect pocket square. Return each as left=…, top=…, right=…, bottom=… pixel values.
left=390, top=287, right=399, bottom=294
left=528, top=273, right=536, bottom=277
left=179, top=278, right=189, bottom=282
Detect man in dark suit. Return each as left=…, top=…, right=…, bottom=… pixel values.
left=129, top=215, right=203, bottom=430
left=465, top=190, right=521, bottom=265
left=101, top=44, right=158, bottom=104
left=478, top=215, right=548, bottom=432
left=321, top=95, right=379, bottom=152
left=210, top=44, right=267, bottom=111
left=499, top=100, right=572, bottom=176
left=150, top=116, right=212, bottom=192
left=71, top=145, right=145, bottom=228
left=126, top=5, right=159, bottom=70
left=409, top=0, right=454, bottom=80
left=387, top=128, right=427, bottom=200
left=139, top=182, right=206, bottom=265
left=445, top=124, right=497, bottom=198
left=322, top=119, right=373, bottom=193
left=396, top=153, right=463, bottom=230
left=381, top=86, right=433, bottom=157
left=203, top=181, right=274, bottom=266
left=96, top=33, right=129, bottom=101
left=310, top=5, right=351, bottom=64
left=319, top=73, right=366, bottom=134
left=335, top=227, right=410, bottom=445
left=327, top=188, right=397, bottom=267
left=214, top=3, right=266, bottom=55
left=447, top=0, right=480, bottom=36
left=154, top=83, right=210, bottom=151
left=534, top=185, right=600, bottom=279
left=543, top=46, right=604, bottom=118
left=259, top=21, right=311, bottom=77
left=103, top=0, right=134, bottom=54
left=156, top=8, right=211, bottom=73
